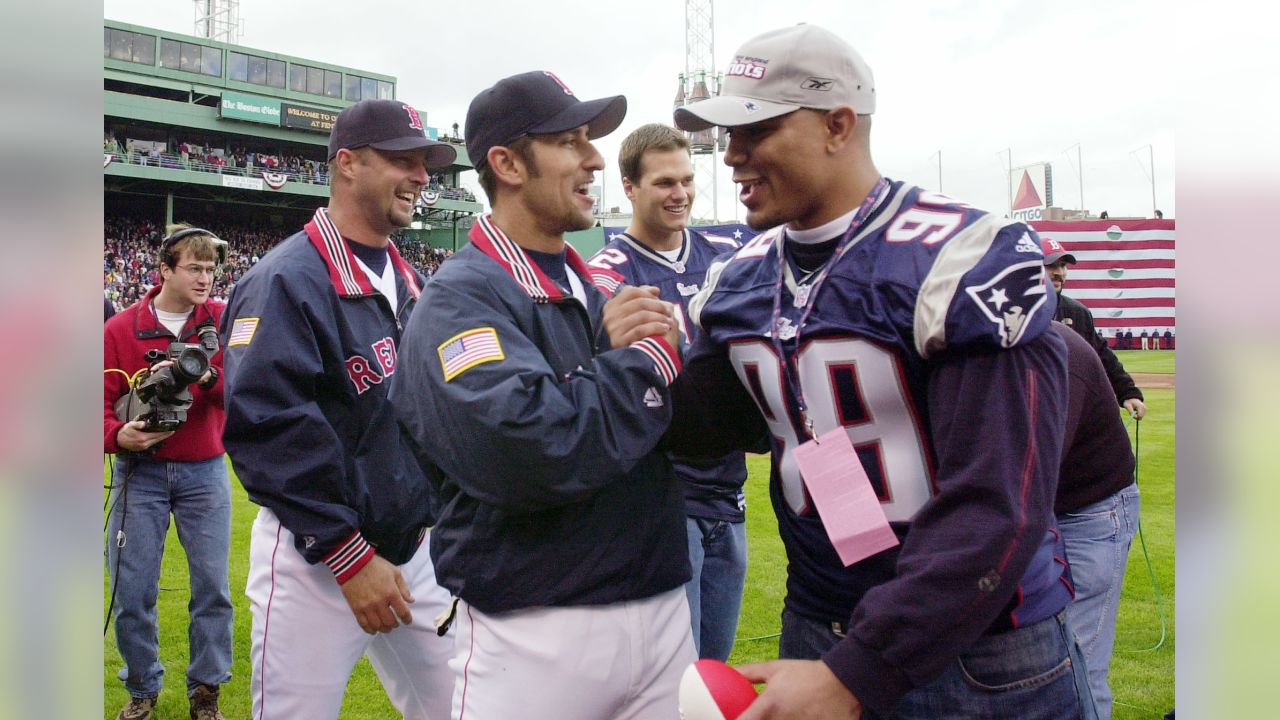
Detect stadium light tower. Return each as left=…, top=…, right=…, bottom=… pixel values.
left=677, top=0, right=722, bottom=224
left=194, top=0, right=243, bottom=45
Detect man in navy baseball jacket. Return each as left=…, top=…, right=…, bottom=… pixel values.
left=221, top=99, right=457, bottom=720
left=393, top=71, right=693, bottom=720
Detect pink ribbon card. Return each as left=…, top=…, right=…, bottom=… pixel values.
left=793, top=426, right=899, bottom=566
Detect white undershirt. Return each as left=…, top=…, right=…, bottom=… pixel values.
left=786, top=207, right=859, bottom=245
left=564, top=265, right=588, bottom=305
left=656, top=247, right=682, bottom=261
left=353, top=255, right=398, bottom=311
left=155, top=307, right=191, bottom=338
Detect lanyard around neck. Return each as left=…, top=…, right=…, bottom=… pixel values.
left=768, top=177, right=889, bottom=439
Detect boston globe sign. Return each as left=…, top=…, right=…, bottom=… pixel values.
left=219, top=92, right=282, bottom=125
left=1009, top=162, right=1054, bottom=222
left=218, top=92, right=343, bottom=134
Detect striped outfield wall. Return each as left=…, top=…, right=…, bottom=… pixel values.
left=1030, top=219, right=1175, bottom=335
left=520, top=217, right=1175, bottom=337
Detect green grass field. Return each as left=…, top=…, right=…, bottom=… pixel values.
left=106, top=359, right=1175, bottom=719
left=1113, top=349, right=1175, bottom=375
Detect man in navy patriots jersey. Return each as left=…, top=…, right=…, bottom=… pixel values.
left=671, top=24, right=1095, bottom=719
left=588, top=123, right=750, bottom=661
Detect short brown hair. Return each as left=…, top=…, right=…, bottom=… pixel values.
left=476, top=135, right=537, bottom=205
left=160, top=223, right=220, bottom=270
left=618, top=124, right=690, bottom=183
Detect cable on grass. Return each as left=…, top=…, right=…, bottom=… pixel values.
left=1123, top=414, right=1168, bottom=653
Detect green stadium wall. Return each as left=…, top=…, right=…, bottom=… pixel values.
left=401, top=226, right=607, bottom=256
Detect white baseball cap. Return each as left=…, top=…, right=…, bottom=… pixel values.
left=674, top=23, right=876, bottom=132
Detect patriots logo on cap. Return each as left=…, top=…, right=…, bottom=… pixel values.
left=726, top=59, right=766, bottom=80
left=964, top=261, right=1050, bottom=348
left=743, top=100, right=760, bottom=114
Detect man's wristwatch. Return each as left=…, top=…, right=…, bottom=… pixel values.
left=198, top=366, right=219, bottom=389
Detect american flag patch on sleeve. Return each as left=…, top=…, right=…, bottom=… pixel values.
left=227, top=317, right=259, bottom=347
left=438, top=327, right=504, bottom=382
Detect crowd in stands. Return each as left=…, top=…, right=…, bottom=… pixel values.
left=106, top=130, right=474, bottom=200
left=424, top=174, right=476, bottom=202
left=106, top=132, right=333, bottom=186
left=104, top=215, right=455, bottom=313
left=396, top=243, right=455, bottom=277
left=104, top=216, right=165, bottom=312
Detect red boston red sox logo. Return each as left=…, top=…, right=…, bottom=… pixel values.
left=345, top=355, right=383, bottom=394
left=372, top=337, right=397, bottom=375
left=345, top=337, right=399, bottom=394
left=542, top=70, right=574, bottom=96
left=401, top=104, right=425, bottom=131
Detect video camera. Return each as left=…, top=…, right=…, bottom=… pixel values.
left=114, top=323, right=219, bottom=433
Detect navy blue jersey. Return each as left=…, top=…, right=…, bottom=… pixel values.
left=589, top=229, right=748, bottom=521
left=677, top=180, right=1072, bottom=713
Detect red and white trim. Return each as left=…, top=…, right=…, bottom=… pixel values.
left=322, top=530, right=376, bottom=584
left=305, top=207, right=421, bottom=300
left=470, top=216, right=549, bottom=300
left=631, top=336, right=681, bottom=386
left=587, top=268, right=623, bottom=296
left=468, top=214, right=620, bottom=301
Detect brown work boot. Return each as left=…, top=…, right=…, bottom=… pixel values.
left=116, top=695, right=156, bottom=720
left=189, top=684, right=226, bottom=720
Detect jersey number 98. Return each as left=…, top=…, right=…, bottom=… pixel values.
left=729, top=338, right=935, bottom=520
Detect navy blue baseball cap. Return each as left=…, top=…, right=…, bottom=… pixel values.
left=327, top=99, right=457, bottom=168
left=465, top=71, right=627, bottom=171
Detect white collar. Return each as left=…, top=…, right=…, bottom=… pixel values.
left=786, top=208, right=859, bottom=245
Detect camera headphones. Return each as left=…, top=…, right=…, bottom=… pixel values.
left=159, top=227, right=229, bottom=270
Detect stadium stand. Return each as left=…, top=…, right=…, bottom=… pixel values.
left=104, top=213, right=455, bottom=312
left=105, top=18, right=481, bottom=267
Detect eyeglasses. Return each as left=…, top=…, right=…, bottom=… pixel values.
left=177, top=264, right=217, bottom=279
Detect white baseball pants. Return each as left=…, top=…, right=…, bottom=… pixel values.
left=246, top=508, right=455, bottom=719
left=449, top=587, right=696, bottom=720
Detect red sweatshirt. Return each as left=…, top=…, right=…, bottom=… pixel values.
left=103, top=284, right=225, bottom=461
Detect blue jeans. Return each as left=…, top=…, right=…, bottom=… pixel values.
left=780, top=608, right=1096, bottom=719
left=1058, top=482, right=1140, bottom=720
left=106, top=454, right=233, bottom=698
left=683, top=516, right=747, bottom=660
